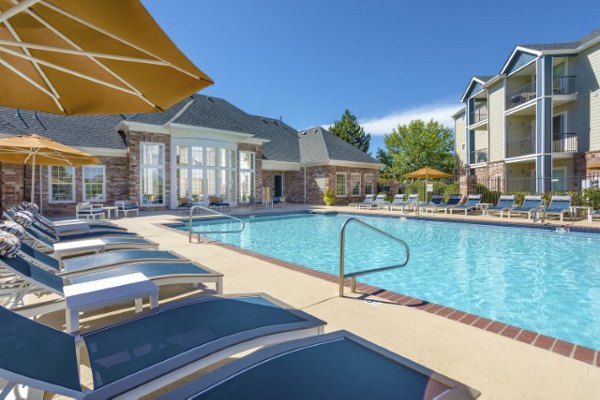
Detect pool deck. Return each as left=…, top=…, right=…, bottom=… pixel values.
left=39, top=205, right=600, bottom=398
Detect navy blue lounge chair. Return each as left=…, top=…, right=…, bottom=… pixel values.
left=429, top=194, right=462, bottom=214
left=0, top=295, right=325, bottom=399
left=161, top=330, right=480, bottom=400
left=208, top=196, right=231, bottom=211
left=507, top=195, right=543, bottom=220
left=543, top=195, right=572, bottom=222
left=387, top=194, right=406, bottom=211
left=483, top=195, right=516, bottom=217
left=449, top=194, right=482, bottom=215
left=421, top=194, right=444, bottom=212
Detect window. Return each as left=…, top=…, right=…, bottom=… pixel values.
left=82, top=165, right=105, bottom=202
left=350, top=173, right=361, bottom=196
left=140, top=142, right=164, bottom=206
left=364, top=174, right=374, bottom=195
left=239, top=151, right=255, bottom=202
left=336, top=173, right=347, bottom=197
left=49, top=166, right=75, bottom=203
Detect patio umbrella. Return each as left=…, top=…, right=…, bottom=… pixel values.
left=0, top=0, right=213, bottom=115
left=587, top=160, right=600, bottom=170
left=0, top=133, right=100, bottom=204
left=404, top=167, right=452, bottom=179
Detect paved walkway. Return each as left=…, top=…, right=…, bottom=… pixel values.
left=100, top=206, right=600, bottom=399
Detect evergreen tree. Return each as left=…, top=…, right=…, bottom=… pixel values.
left=330, top=109, right=371, bottom=153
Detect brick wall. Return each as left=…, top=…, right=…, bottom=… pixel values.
left=0, top=163, right=25, bottom=210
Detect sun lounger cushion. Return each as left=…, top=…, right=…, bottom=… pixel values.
left=0, top=220, right=26, bottom=240
left=0, top=232, right=21, bottom=258
left=19, top=201, right=40, bottom=213
left=13, top=211, right=33, bottom=228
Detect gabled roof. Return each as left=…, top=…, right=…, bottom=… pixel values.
left=460, top=76, right=493, bottom=102
left=0, top=107, right=126, bottom=150
left=298, top=127, right=378, bottom=164
left=519, top=27, right=600, bottom=53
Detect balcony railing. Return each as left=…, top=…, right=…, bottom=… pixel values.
left=552, top=133, right=577, bottom=152
left=553, top=76, right=576, bottom=95
left=507, top=82, right=536, bottom=109
left=506, top=136, right=534, bottom=158
left=469, top=148, right=488, bottom=164
left=470, top=106, right=488, bottom=124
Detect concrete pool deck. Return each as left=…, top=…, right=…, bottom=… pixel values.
left=31, top=205, right=600, bottom=398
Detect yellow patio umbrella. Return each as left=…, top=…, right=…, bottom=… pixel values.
left=404, top=167, right=452, bottom=179
left=0, top=133, right=100, bottom=204
left=0, top=0, right=213, bottom=115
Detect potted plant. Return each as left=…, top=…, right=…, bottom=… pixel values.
left=323, top=187, right=335, bottom=206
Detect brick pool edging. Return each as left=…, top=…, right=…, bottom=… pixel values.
left=160, top=212, right=600, bottom=367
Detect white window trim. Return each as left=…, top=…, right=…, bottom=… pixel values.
left=350, top=173, right=361, bottom=197
left=336, top=172, right=347, bottom=197
left=140, top=142, right=166, bottom=207
left=364, top=173, right=374, bottom=195
left=48, top=166, right=76, bottom=204
left=82, top=165, right=106, bottom=202
left=239, top=151, right=256, bottom=202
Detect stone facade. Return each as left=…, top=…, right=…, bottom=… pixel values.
left=0, top=163, right=24, bottom=210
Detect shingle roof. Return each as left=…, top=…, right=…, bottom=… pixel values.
left=0, top=107, right=126, bottom=149
left=298, top=127, right=379, bottom=164
left=520, top=27, right=600, bottom=52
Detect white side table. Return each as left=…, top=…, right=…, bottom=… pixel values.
left=570, top=206, right=593, bottom=223
left=63, top=272, right=158, bottom=333
left=54, top=239, right=106, bottom=265
left=102, top=206, right=118, bottom=219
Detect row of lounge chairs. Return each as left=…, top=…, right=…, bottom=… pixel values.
left=350, top=193, right=587, bottom=222
left=0, top=202, right=479, bottom=399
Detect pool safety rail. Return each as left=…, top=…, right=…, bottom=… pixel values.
left=188, top=205, right=245, bottom=243
left=339, top=217, right=410, bottom=297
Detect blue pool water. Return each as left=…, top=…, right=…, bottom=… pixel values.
left=178, top=213, right=600, bottom=350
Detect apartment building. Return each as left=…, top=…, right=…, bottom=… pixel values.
left=454, top=28, right=600, bottom=193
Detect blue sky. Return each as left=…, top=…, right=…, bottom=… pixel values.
left=143, top=0, right=600, bottom=153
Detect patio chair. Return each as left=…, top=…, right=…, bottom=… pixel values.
left=0, top=294, right=325, bottom=400
left=400, top=194, right=420, bottom=213
left=388, top=194, right=407, bottom=211
left=115, top=200, right=140, bottom=217
left=428, top=194, right=462, bottom=214
left=208, top=196, right=231, bottom=211
left=161, top=330, right=480, bottom=400
left=483, top=195, right=517, bottom=218
left=18, top=242, right=188, bottom=274
left=371, top=194, right=390, bottom=210
left=420, top=194, right=444, bottom=213
left=449, top=194, right=482, bottom=215
left=75, top=202, right=105, bottom=220
left=6, top=208, right=124, bottom=235
left=0, top=252, right=223, bottom=316
left=507, top=195, right=543, bottom=220
left=273, top=196, right=286, bottom=207
left=349, top=194, right=376, bottom=208
left=542, top=195, right=572, bottom=222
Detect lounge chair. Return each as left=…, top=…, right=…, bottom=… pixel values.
left=6, top=208, right=125, bottom=235
left=0, top=252, right=223, bottom=316
left=428, top=194, right=462, bottom=214
left=483, top=195, right=517, bottom=218
left=208, top=196, right=231, bottom=211
left=161, top=330, right=480, bottom=400
left=18, top=242, right=188, bottom=274
left=449, top=194, right=482, bottom=215
left=507, top=195, right=543, bottom=220
left=273, top=196, right=286, bottom=207
left=400, top=194, right=420, bottom=213
left=542, top=195, right=572, bottom=222
left=372, top=194, right=390, bottom=210
left=0, top=294, right=325, bottom=400
left=75, top=202, right=105, bottom=220
left=388, top=194, right=407, bottom=211
left=349, top=194, right=376, bottom=208
left=420, top=194, right=444, bottom=212
left=115, top=200, right=140, bottom=217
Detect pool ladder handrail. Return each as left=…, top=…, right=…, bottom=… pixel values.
left=339, top=217, right=410, bottom=297
left=189, top=205, right=245, bottom=243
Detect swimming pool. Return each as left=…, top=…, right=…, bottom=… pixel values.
left=177, top=212, right=600, bottom=350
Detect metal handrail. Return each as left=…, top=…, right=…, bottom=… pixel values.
left=339, top=218, right=410, bottom=297
left=188, top=205, right=245, bottom=243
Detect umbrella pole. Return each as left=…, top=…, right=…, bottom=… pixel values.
left=31, top=153, right=36, bottom=204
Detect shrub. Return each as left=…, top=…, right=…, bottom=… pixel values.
left=323, top=188, right=336, bottom=206
left=582, top=188, right=600, bottom=209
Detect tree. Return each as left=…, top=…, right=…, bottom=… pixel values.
left=378, top=119, right=455, bottom=179
left=330, top=109, right=371, bottom=153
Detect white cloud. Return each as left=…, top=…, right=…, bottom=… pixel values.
left=359, top=101, right=462, bottom=136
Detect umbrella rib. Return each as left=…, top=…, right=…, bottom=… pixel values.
left=39, top=0, right=204, bottom=81
left=2, top=21, right=65, bottom=113
left=0, top=56, right=60, bottom=102
left=0, top=0, right=40, bottom=23
left=0, top=46, right=141, bottom=96
left=12, top=3, right=160, bottom=109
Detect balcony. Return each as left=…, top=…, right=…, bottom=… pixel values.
left=506, top=136, right=534, bottom=158
left=470, top=148, right=488, bottom=164
left=553, top=76, right=576, bottom=95
left=552, top=133, right=577, bottom=153
left=470, top=106, right=488, bottom=125
left=507, top=82, right=536, bottom=110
